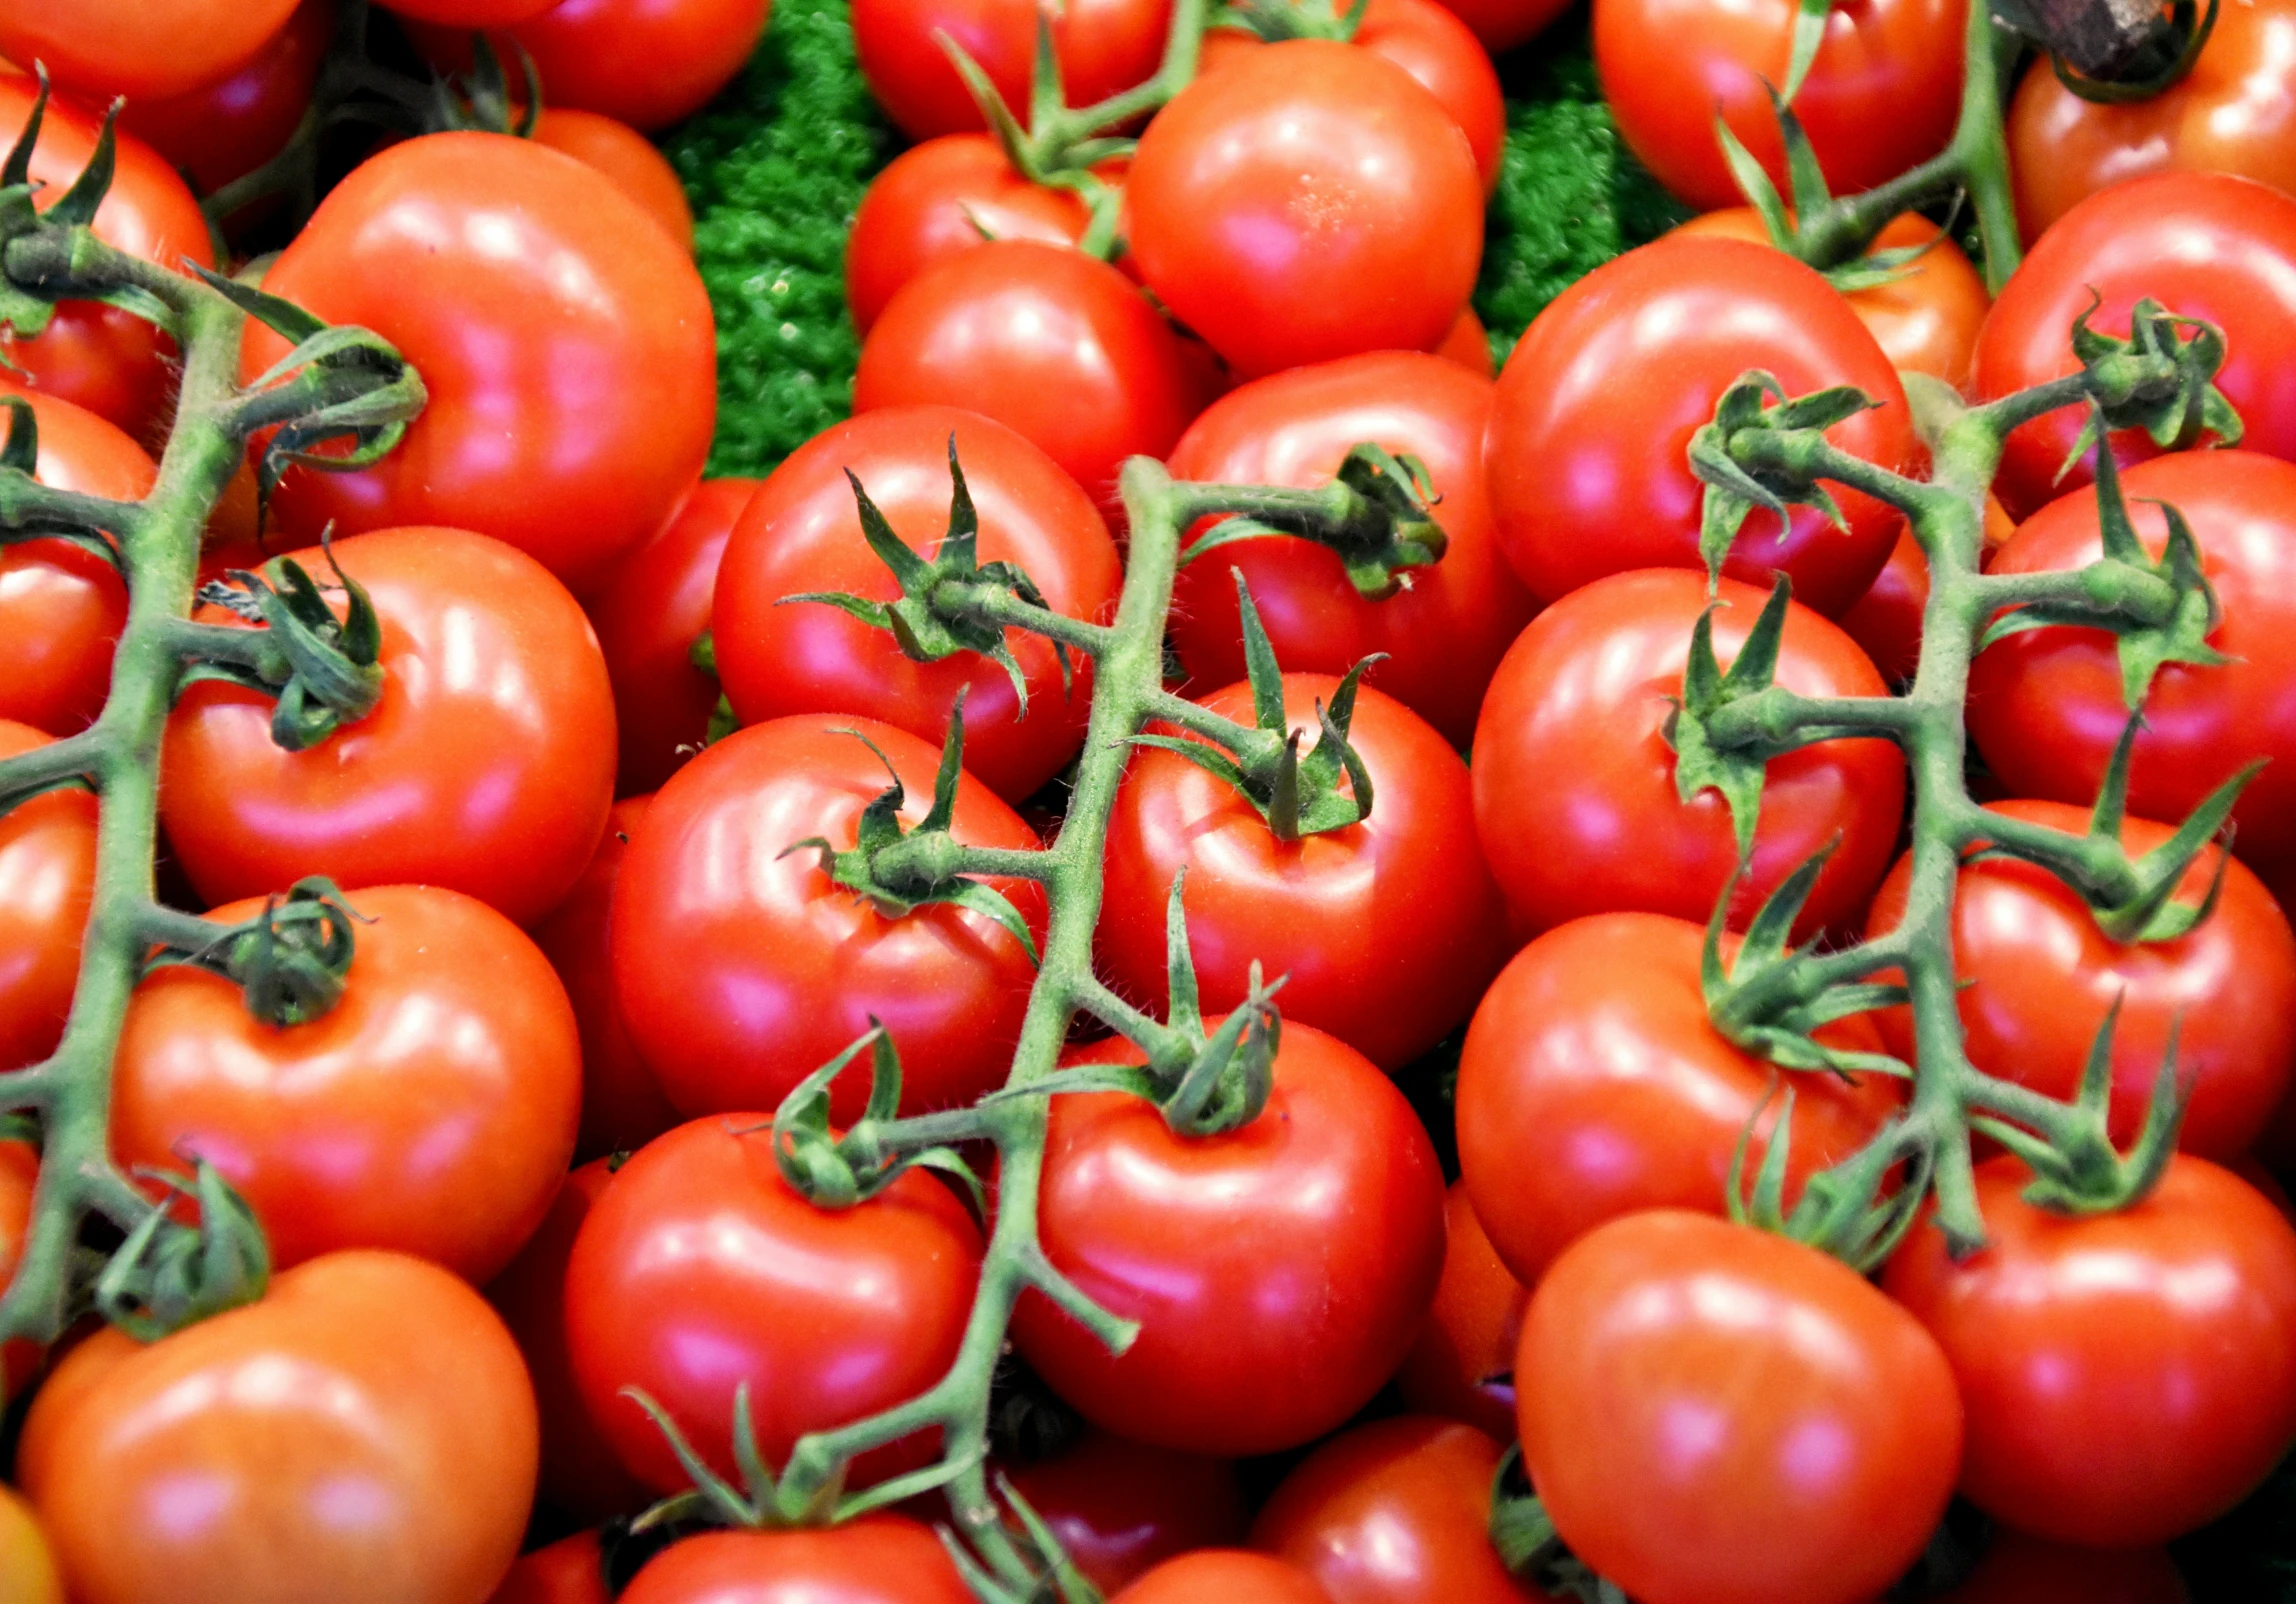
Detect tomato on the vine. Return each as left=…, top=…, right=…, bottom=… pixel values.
left=115, top=0, right=331, bottom=201
left=621, top=1523, right=971, bottom=1603
left=852, top=0, right=1169, bottom=141
left=0, top=722, right=94, bottom=1075
left=0, top=1139, right=44, bottom=1399
left=1110, top=1551, right=1334, bottom=1604
left=1394, top=1182, right=1528, bottom=1443
left=530, top=109, right=697, bottom=252
left=1004, top=1431, right=1248, bottom=1597
left=403, top=0, right=772, bottom=130
left=487, top=1532, right=609, bottom=1604
left=0, top=0, right=299, bottom=101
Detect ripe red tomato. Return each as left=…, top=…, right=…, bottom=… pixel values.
left=1127, top=40, right=1482, bottom=380
left=610, top=715, right=1045, bottom=1122
left=381, top=0, right=560, bottom=26
left=1523, top=1210, right=1961, bottom=1604
left=1885, top=1155, right=2296, bottom=1546
left=161, top=525, right=617, bottom=928
left=564, top=1113, right=983, bottom=1494
left=0, top=78, right=216, bottom=441
left=0, top=0, right=298, bottom=101
left=1012, top=1022, right=1445, bottom=1456
left=249, top=132, right=716, bottom=591
left=854, top=241, right=1198, bottom=520
left=1110, top=1551, right=1334, bottom=1604
left=1424, top=0, right=1570, bottom=51
left=0, top=1139, right=44, bottom=1398
left=1395, top=1181, right=1528, bottom=1442
left=1594, top=0, right=1964, bottom=212
left=0, top=722, right=94, bottom=1074
left=1455, top=912, right=1904, bottom=1284
left=1434, top=306, right=1494, bottom=377
left=1252, top=1417, right=1552, bottom=1604
left=711, top=406, right=1120, bottom=803
left=487, top=1532, right=609, bottom=1604
left=1935, top=1531, right=2190, bottom=1604
left=404, top=0, right=772, bottom=129
left=1098, top=673, right=1508, bottom=1072
left=1487, top=235, right=1917, bottom=615
left=1975, top=173, right=2296, bottom=518
left=1471, top=569, right=1905, bottom=937
left=1868, top=799, right=2296, bottom=1160
left=587, top=478, right=758, bottom=798
left=19, top=1251, right=537, bottom=1604
left=1004, top=1431, right=1248, bottom=1596
left=1164, top=350, right=1537, bottom=747
left=116, top=0, right=330, bottom=201
left=620, top=1521, right=971, bottom=1604
left=531, top=108, right=696, bottom=253
left=851, top=0, right=1169, bottom=142
left=1968, top=451, right=2296, bottom=902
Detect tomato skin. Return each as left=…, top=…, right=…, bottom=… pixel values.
left=1968, top=451, right=2296, bottom=897
left=712, top=406, right=1119, bottom=803
left=1886, top=1155, right=2296, bottom=1546
left=1523, top=1211, right=1962, bottom=1604
left=1424, top=0, right=1569, bottom=51
left=1252, top=1417, right=1552, bottom=1604
left=855, top=241, right=1198, bottom=521
left=19, top=1251, right=538, bottom=1604
left=1012, top=1023, right=1445, bottom=1456
left=249, top=133, right=715, bottom=591
left=1110, top=1551, right=1334, bottom=1604
left=1594, top=0, right=1964, bottom=212
left=1471, top=569, right=1904, bottom=938
left=1434, top=306, right=1494, bottom=378
left=0, top=1139, right=45, bottom=1396
left=1127, top=40, right=1483, bottom=381
left=487, top=1532, right=609, bottom=1604
left=1165, top=351, right=1536, bottom=747
left=1099, top=674, right=1507, bottom=1072
left=0, top=722, right=95, bottom=1075
left=620, top=1521, right=971, bottom=1604
left=564, top=1114, right=983, bottom=1495
left=161, top=525, right=617, bottom=928
left=405, top=0, right=772, bottom=130
left=851, top=0, right=1169, bottom=142
left=117, top=0, right=331, bottom=199
left=1395, top=1181, right=1528, bottom=1441
left=1487, top=236, right=1916, bottom=615
left=588, top=478, right=758, bottom=798
left=0, top=0, right=298, bottom=101
left=382, top=0, right=561, bottom=27
left=531, top=109, right=696, bottom=252
left=1004, top=1431, right=1248, bottom=1596
left=0, top=1485, right=59, bottom=1604
left=610, top=715, right=1045, bottom=1122
left=1976, top=174, right=2296, bottom=518
left=1935, top=1531, right=2189, bottom=1604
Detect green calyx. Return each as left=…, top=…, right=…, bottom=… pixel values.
left=1181, top=443, right=1447, bottom=601
left=423, top=35, right=544, bottom=138
left=1728, top=1085, right=1930, bottom=1272
left=768, top=1024, right=987, bottom=1211
left=2067, top=297, right=2243, bottom=462
left=0, top=69, right=111, bottom=343
left=1688, top=371, right=1878, bottom=584
left=1666, top=574, right=1796, bottom=861
left=1972, top=998, right=2190, bottom=1217
left=145, top=878, right=367, bottom=1029
left=2033, top=0, right=2219, bottom=100
left=1210, top=0, right=1366, bottom=44
left=936, top=1479, right=1101, bottom=1604
left=184, top=546, right=386, bottom=752
left=1487, top=1448, right=1628, bottom=1604
left=95, top=1160, right=271, bottom=1343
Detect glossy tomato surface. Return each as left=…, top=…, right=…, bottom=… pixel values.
left=531, top=108, right=697, bottom=252
left=1109, top=1551, right=1334, bottom=1604
left=405, top=0, right=772, bottom=129
left=619, top=1522, right=973, bottom=1604
left=0, top=0, right=298, bottom=101
left=117, top=0, right=331, bottom=199
left=852, top=0, right=1169, bottom=140
left=486, top=1532, right=609, bottom=1604
left=1005, top=1431, right=1248, bottom=1597
left=1395, top=1181, right=1528, bottom=1441
left=0, top=722, right=95, bottom=1073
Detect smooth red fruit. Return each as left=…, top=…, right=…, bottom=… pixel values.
left=531, top=108, right=696, bottom=252
left=1427, top=0, right=1571, bottom=52
left=0, top=1140, right=44, bottom=1398
left=1005, top=1431, right=1248, bottom=1596
left=1395, top=1182, right=1528, bottom=1442
left=487, top=1532, right=610, bottom=1604
left=118, top=0, right=331, bottom=201
left=1936, top=1531, right=2189, bottom=1604
left=382, top=0, right=561, bottom=29
left=0, top=0, right=298, bottom=100
left=1435, top=306, right=1494, bottom=377
left=0, top=722, right=95, bottom=1074
left=1111, top=1551, right=1334, bottom=1604
left=404, top=0, right=773, bottom=130
left=851, top=0, right=1169, bottom=142
left=620, top=1521, right=971, bottom=1604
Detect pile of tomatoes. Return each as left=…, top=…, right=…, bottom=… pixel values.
left=3, top=0, right=2296, bottom=1600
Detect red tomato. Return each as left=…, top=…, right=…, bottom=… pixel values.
left=855, top=241, right=1198, bottom=520
left=531, top=108, right=696, bottom=252
left=711, top=406, right=1119, bottom=803
left=249, top=132, right=716, bottom=591
left=0, top=78, right=215, bottom=441
left=0, top=722, right=95, bottom=1074
left=1433, top=306, right=1494, bottom=378
left=610, top=715, right=1045, bottom=1122
left=620, top=1521, right=970, bottom=1604
left=383, top=0, right=560, bottom=26
left=564, top=1113, right=983, bottom=1493
left=1110, top=1551, right=1334, bottom=1604
left=851, top=0, right=1169, bottom=142
left=1975, top=173, right=2296, bottom=518
left=404, top=0, right=772, bottom=129
left=1127, top=41, right=1482, bottom=381
left=533, top=797, right=682, bottom=1160
left=161, top=525, right=617, bottom=928
left=1936, top=1531, right=2190, bottom=1604
left=1470, top=569, right=1905, bottom=937
left=1165, top=351, right=1536, bottom=747
left=1968, top=452, right=2296, bottom=901
left=1424, top=0, right=1570, bottom=51
left=1252, top=1417, right=1553, bottom=1604
left=1867, top=799, right=2296, bottom=1159
left=488, top=1532, right=609, bottom=1604
left=117, top=0, right=330, bottom=200
left=0, top=1140, right=44, bottom=1398
left=1523, top=1211, right=1961, bottom=1604
left=1395, top=1182, right=1528, bottom=1442
left=1013, top=1023, right=1445, bottom=1456
left=1487, top=235, right=1917, bottom=615
left=0, top=0, right=297, bottom=100
left=1455, top=911, right=1904, bottom=1284
left=1885, top=1155, right=2296, bottom=1546
left=485, top=1161, right=649, bottom=1524
left=1099, top=673, right=1508, bottom=1071
left=1005, top=1431, right=1248, bottom=1596
left=1594, top=0, right=1965, bottom=212
left=20, top=1251, right=537, bottom=1604
left=587, top=477, right=757, bottom=797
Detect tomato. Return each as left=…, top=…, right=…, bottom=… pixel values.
left=117, top=0, right=330, bottom=201
left=0, top=1138, right=44, bottom=1396
left=610, top=715, right=1045, bottom=1122
left=531, top=109, right=696, bottom=252
left=565, top=1113, right=982, bottom=1494
left=1012, top=1022, right=1444, bottom=1456
left=0, top=722, right=95, bottom=1075
left=1434, top=306, right=1494, bottom=377
left=1523, top=1210, right=1961, bottom=1604
left=712, top=406, right=1119, bottom=803
left=1487, top=236, right=1917, bottom=615
left=851, top=0, right=1169, bottom=142
left=2008, top=0, right=2296, bottom=242
left=1935, top=1531, right=2189, bottom=1604
left=854, top=241, right=1198, bottom=520
left=1424, top=0, right=1569, bottom=51
left=0, top=1485, right=59, bottom=1604
left=1127, top=40, right=1482, bottom=381
left=1968, top=452, right=2296, bottom=903
left=1885, top=1155, right=2296, bottom=1546
left=620, top=1521, right=971, bottom=1604
left=1165, top=351, right=1536, bottom=747
left=19, top=1251, right=537, bottom=1604
left=404, top=0, right=772, bottom=129
left=1594, top=0, right=1964, bottom=212
left=0, top=78, right=215, bottom=441
left=249, top=133, right=715, bottom=591
left=488, top=1532, right=609, bottom=1604
left=1975, top=173, right=2296, bottom=519
left=1005, top=1430, right=1247, bottom=1596
left=1868, top=798, right=2296, bottom=1159
left=1471, top=569, right=1905, bottom=937
left=1395, top=1181, right=1529, bottom=1442
left=1098, top=673, right=1507, bottom=1072
left=1110, top=1551, right=1334, bottom=1604
left=383, top=0, right=560, bottom=27
left=0, top=0, right=297, bottom=101
left=1253, top=1417, right=1552, bottom=1604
